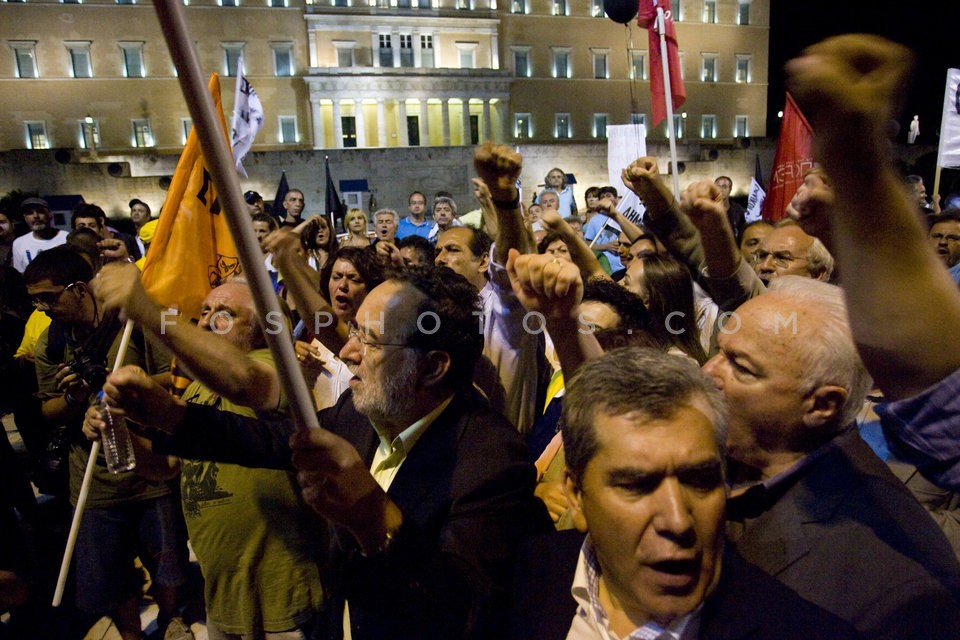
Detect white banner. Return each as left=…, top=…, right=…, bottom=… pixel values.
left=938, top=68, right=960, bottom=169
left=607, top=124, right=648, bottom=224
left=745, top=177, right=766, bottom=223
left=230, top=54, right=264, bottom=178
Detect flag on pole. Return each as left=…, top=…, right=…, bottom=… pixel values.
left=140, top=74, right=242, bottom=321
left=273, top=170, right=289, bottom=222
left=637, top=0, right=685, bottom=128
left=324, top=157, right=346, bottom=230
left=745, top=154, right=766, bottom=223
left=937, top=68, right=960, bottom=169
left=760, top=92, right=814, bottom=222
left=230, top=54, right=264, bottom=178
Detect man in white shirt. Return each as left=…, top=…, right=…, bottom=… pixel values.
left=11, top=198, right=66, bottom=272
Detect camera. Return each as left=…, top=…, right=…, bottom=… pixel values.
left=65, top=348, right=108, bottom=390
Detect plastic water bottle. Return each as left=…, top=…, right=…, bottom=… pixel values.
left=96, top=391, right=136, bottom=474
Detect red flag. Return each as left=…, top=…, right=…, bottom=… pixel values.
left=638, top=0, right=685, bottom=128
left=761, top=92, right=814, bottom=222
left=140, top=74, right=242, bottom=320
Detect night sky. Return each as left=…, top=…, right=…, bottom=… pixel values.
left=767, top=0, right=960, bottom=145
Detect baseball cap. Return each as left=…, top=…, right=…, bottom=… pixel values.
left=244, top=190, right=262, bottom=204
left=21, top=197, right=50, bottom=211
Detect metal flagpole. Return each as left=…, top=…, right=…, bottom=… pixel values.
left=153, top=0, right=319, bottom=436
left=656, top=4, right=681, bottom=200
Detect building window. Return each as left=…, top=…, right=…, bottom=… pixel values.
left=272, top=44, right=293, bottom=77
left=593, top=114, right=608, bottom=139
left=555, top=113, right=571, bottom=139
left=735, top=115, right=749, bottom=138
left=456, top=0, right=471, bottom=8
left=674, top=1, right=683, bottom=20
left=341, top=116, right=357, bottom=147
left=67, top=43, right=93, bottom=78
left=334, top=41, right=356, bottom=67
left=132, top=118, right=154, bottom=147
left=419, top=35, right=434, bottom=68
left=78, top=117, right=101, bottom=149
left=418, top=0, right=430, bottom=7
left=223, top=43, right=244, bottom=76
left=737, top=0, right=750, bottom=25
left=511, top=0, right=525, bottom=13
left=456, top=42, right=477, bottom=69
left=552, top=49, right=570, bottom=79
left=513, top=48, right=530, bottom=78
left=116, top=0, right=136, bottom=4
left=12, top=42, right=38, bottom=79
left=181, top=118, right=193, bottom=143
left=400, top=34, right=414, bottom=67
left=62, top=0, right=81, bottom=4
left=552, top=0, right=565, bottom=16
left=221, top=0, right=237, bottom=6
left=678, top=51, right=685, bottom=79
left=702, top=0, right=716, bottom=23
left=671, top=114, right=684, bottom=139
left=25, top=121, right=49, bottom=149
left=701, top=53, right=717, bottom=82
left=514, top=113, right=531, bottom=139
left=592, top=50, right=608, bottom=80
left=378, top=34, right=393, bottom=68
left=631, top=113, right=646, bottom=127
left=279, top=116, right=297, bottom=144
left=271, top=0, right=287, bottom=6
left=735, top=55, right=751, bottom=83
left=592, top=0, right=604, bottom=17
left=407, top=115, right=420, bottom=146
left=120, top=43, right=144, bottom=77
left=630, top=50, right=647, bottom=80
left=700, top=114, right=717, bottom=139
left=332, top=0, right=348, bottom=5
left=398, top=0, right=411, bottom=7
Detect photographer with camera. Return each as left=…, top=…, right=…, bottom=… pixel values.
left=23, top=245, right=193, bottom=640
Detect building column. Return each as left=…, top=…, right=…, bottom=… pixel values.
left=392, top=31, right=401, bottom=68
left=482, top=100, right=492, bottom=143
left=311, top=100, right=324, bottom=149
left=398, top=99, right=409, bottom=146
left=371, top=33, right=380, bottom=68
left=355, top=100, right=367, bottom=148
left=441, top=99, right=451, bottom=147
left=332, top=100, right=343, bottom=149
left=497, top=100, right=509, bottom=143
left=308, top=30, right=318, bottom=68
left=413, top=29, right=422, bottom=67
left=377, top=99, right=387, bottom=147
left=419, top=100, right=429, bottom=146
left=491, top=33, right=499, bottom=68
left=461, top=99, right=471, bottom=146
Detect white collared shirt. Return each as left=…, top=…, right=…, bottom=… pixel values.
left=369, top=395, right=453, bottom=490
left=567, top=535, right=701, bottom=640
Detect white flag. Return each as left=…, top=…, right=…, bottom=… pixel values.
left=745, top=177, right=766, bottom=223
left=230, top=54, right=264, bottom=178
left=607, top=124, right=648, bottom=224
left=938, top=69, right=960, bottom=169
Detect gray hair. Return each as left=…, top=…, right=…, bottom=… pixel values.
left=563, top=347, right=728, bottom=485
left=765, top=276, right=871, bottom=426
left=805, top=237, right=834, bottom=281
left=374, top=208, right=399, bottom=222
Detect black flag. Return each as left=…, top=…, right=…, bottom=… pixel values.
left=325, top=157, right=346, bottom=230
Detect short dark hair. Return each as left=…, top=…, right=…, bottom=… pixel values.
left=396, top=235, right=435, bottom=265
left=598, top=186, right=618, bottom=198
left=928, top=208, right=960, bottom=228
left=584, top=186, right=602, bottom=201
left=71, top=203, right=107, bottom=228
left=251, top=212, right=279, bottom=231
left=128, top=198, right=151, bottom=214
left=537, top=231, right=564, bottom=255
left=319, top=246, right=385, bottom=303
left=563, top=347, right=728, bottom=486
left=408, top=191, right=426, bottom=204
left=23, top=245, right=93, bottom=287
left=443, top=226, right=492, bottom=261
left=581, top=277, right=666, bottom=352
left=389, top=265, right=484, bottom=391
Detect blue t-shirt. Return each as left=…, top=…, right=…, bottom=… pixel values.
left=583, top=214, right=623, bottom=272
left=396, top=216, right=433, bottom=240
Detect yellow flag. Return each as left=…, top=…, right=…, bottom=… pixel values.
left=140, top=74, right=242, bottom=320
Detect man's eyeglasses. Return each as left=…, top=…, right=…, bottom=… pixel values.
left=754, top=250, right=807, bottom=268
left=31, top=283, right=78, bottom=308
left=347, top=323, right=412, bottom=355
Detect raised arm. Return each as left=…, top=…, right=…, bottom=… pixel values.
left=539, top=209, right=608, bottom=282
left=473, top=143, right=534, bottom=263
left=92, top=262, right=281, bottom=411
left=786, top=35, right=960, bottom=399
left=680, top=180, right=742, bottom=280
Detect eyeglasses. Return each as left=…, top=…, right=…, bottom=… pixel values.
left=754, top=250, right=807, bottom=268
left=346, top=323, right=412, bottom=355
left=31, top=282, right=78, bottom=308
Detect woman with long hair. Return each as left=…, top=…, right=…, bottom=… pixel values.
left=301, top=215, right=339, bottom=272
left=341, top=208, right=370, bottom=248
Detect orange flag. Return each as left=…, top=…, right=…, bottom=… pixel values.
left=761, top=92, right=814, bottom=222
left=140, top=74, right=242, bottom=320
